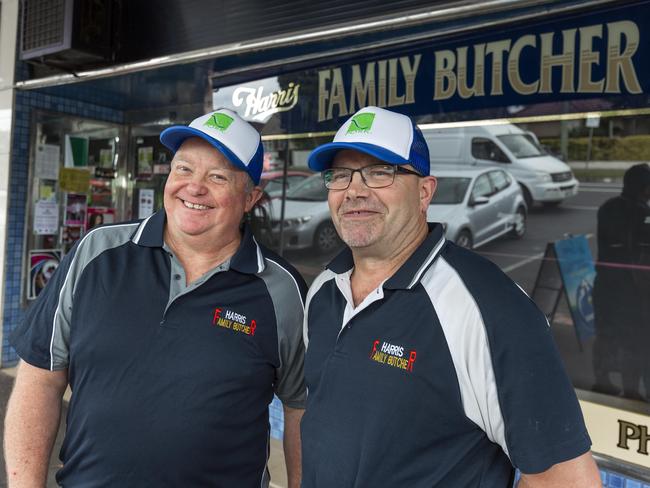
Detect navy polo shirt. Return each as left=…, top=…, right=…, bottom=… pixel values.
left=301, top=224, right=591, bottom=487
left=11, top=210, right=307, bottom=487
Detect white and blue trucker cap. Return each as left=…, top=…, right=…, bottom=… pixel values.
left=160, top=108, right=264, bottom=184
left=308, top=106, right=430, bottom=176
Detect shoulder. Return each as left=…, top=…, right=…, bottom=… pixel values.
left=66, top=220, right=142, bottom=274
left=430, top=242, right=545, bottom=327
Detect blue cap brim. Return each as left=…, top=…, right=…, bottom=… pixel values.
left=160, top=126, right=262, bottom=184
left=307, top=142, right=410, bottom=171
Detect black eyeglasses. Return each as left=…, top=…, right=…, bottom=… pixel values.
left=322, top=164, right=422, bottom=190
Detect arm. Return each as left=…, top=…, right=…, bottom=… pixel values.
left=282, top=405, right=305, bottom=488
left=518, top=451, right=602, bottom=488
left=4, top=360, right=68, bottom=488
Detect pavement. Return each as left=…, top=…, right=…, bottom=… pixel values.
left=0, top=368, right=289, bottom=488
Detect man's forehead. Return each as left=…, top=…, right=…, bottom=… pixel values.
left=173, top=138, right=234, bottom=169
left=331, top=150, right=385, bottom=168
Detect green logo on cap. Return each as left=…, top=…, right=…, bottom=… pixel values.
left=204, top=112, right=234, bottom=132
left=346, top=113, right=376, bottom=134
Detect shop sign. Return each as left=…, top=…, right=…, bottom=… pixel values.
left=580, top=400, right=650, bottom=468
left=232, top=82, right=300, bottom=122
left=214, top=2, right=650, bottom=132
left=316, top=17, right=644, bottom=123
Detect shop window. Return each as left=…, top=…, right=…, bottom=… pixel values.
left=25, top=112, right=127, bottom=302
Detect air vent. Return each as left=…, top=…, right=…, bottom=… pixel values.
left=20, top=0, right=114, bottom=69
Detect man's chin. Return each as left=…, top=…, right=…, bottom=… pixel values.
left=340, top=231, right=378, bottom=249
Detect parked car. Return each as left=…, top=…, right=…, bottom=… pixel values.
left=268, top=174, right=342, bottom=253
left=427, top=166, right=527, bottom=249
left=260, top=169, right=313, bottom=198
left=423, top=123, right=578, bottom=207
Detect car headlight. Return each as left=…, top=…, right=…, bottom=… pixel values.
left=535, top=172, right=552, bottom=182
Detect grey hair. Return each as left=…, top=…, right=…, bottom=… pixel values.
left=243, top=175, right=256, bottom=193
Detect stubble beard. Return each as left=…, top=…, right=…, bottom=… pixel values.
left=337, top=219, right=383, bottom=249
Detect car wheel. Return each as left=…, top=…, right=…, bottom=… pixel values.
left=455, top=229, right=473, bottom=249
left=509, top=206, right=526, bottom=239
left=519, top=184, right=533, bottom=208
left=314, top=221, right=341, bottom=254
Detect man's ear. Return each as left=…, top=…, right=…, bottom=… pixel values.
left=419, top=176, right=437, bottom=212
left=245, top=187, right=264, bottom=212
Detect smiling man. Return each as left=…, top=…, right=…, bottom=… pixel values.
left=5, top=109, right=307, bottom=488
left=301, top=106, right=601, bottom=487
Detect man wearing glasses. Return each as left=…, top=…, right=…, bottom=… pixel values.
left=300, top=106, right=601, bottom=487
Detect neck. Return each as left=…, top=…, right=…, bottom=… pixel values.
left=164, top=228, right=242, bottom=284
left=349, top=220, right=429, bottom=306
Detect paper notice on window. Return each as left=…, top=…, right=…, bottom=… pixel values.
left=35, top=144, right=61, bottom=180
left=33, top=200, right=59, bottom=235
left=59, top=168, right=91, bottom=193
left=138, top=189, right=155, bottom=219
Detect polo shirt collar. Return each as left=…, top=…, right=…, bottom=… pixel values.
left=326, top=223, right=446, bottom=290
left=230, top=225, right=266, bottom=274
left=131, top=209, right=265, bottom=274
left=131, top=209, right=165, bottom=247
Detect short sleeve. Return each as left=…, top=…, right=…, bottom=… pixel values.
left=10, top=246, right=78, bottom=370
left=260, top=258, right=308, bottom=409
left=438, top=247, right=592, bottom=474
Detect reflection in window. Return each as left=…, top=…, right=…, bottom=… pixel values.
left=430, top=177, right=471, bottom=204
left=471, top=138, right=510, bottom=163
left=286, top=174, right=328, bottom=201
left=471, top=174, right=493, bottom=199
left=498, top=134, right=546, bottom=158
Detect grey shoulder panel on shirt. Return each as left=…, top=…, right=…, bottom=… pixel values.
left=258, top=258, right=306, bottom=408
left=50, top=223, right=141, bottom=370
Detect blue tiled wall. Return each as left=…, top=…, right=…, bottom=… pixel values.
left=2, top=85, right=123, bottom=367
left=513, top=467, right=649, bottom=487
left=599, top=469, right=650, bottom=488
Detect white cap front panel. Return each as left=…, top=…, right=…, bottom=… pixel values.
left=189, top=108, right=259, bottom=166
left=333, top=106, right=414, bottom=159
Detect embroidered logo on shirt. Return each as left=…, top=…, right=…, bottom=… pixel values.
left=369, top=339, right=417, bottom=373
left=212, top=307, right=257, bottom=336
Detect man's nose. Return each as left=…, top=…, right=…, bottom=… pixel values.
left=345, top=170, right=369, bottom=197
left=185, top=175, right=209, bottom=194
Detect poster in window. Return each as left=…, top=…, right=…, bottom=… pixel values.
left=64, top=135, right=89, bottom=167
left=87, top=207, right=116, bottom=230
left=61, top=225, right=84, bottom=253
left=59, top=168, right=91, bottom=193
left=33, top=200, right=59, bottom=235
left=137, top=147, right=153, bottom=177
left=554, top=235, right=596, bottom=344
left=28, top=250, right=61, bottom=300
left=34, top=144, right=60, bottom=180
left=138, top=189, right=155, bottom=219
left=64, top=193, right=88, bottom=226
